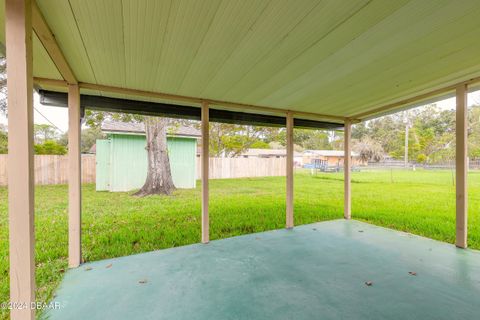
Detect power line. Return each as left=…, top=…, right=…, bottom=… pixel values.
left=33, top=107, right=64, bottom=133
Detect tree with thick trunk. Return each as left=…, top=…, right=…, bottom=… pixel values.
left=133, top=116, right=176, bottom=197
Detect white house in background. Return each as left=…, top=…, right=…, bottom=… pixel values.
left=239, top=148, right=297, bottom=158
left=238, top=148, right=303, bottom=167
left=237, top=148, right=366, bottom=167
left=195, top=148, right=364, bottom=168
left=302, top=150, right=365, bottom=167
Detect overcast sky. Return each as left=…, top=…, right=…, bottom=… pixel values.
left=1, top=90, right=480, bottom=133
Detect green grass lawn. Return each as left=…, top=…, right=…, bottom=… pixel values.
left=1, top=169, right=479, bottom=319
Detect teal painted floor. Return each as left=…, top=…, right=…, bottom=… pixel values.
left=45, top=220, right=480, bottom=320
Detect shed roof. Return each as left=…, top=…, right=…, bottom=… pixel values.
left=102, top=121, right=201, bottom=138
left=1, top=1, right=480, bottom=120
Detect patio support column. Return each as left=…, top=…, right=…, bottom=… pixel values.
left=286, top=112, right=294, bottom=228
left=6, top=0, right=35, bottom=319
left=68, top=84, right=82, bottom=267
left=201, top=101, right=209, bottom=243
left=344, top=119, right=352, bottom=219
left=456, top=84, right=468, bottom=248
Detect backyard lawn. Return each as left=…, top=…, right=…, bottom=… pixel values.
left=0, top=169, right=479, bottom=319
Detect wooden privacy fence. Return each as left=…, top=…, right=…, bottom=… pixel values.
left=0, top=154, right=96, bottom=185
left=0, top=155, right=286, bottom=185
left=196, top=157, right=286, bottom=180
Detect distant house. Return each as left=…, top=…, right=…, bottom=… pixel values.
left=239, top=148, right=302, bottom=159
left=237, top=148, right=365, bottom=168
left=237, top=148, right=303, bottom=167
left=96, top=122, right=200, bottom=192
left=302, top=150, right=365, bottom=167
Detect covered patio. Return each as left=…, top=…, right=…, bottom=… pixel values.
left=2, top=1, right=480, bottom=319
left=46, top=220, right=480, bottom=320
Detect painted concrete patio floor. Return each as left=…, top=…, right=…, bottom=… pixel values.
left=45, top=220, right=480, bottom=320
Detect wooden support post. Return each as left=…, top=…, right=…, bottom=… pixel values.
left=344, top=119, right=352, bottom=219
left=456, top=84, right=468, bottom=248
left=68, top=84, right=82, bottom=267
left=6, top=0, right=35, bottom=319
left=286, top=112, right=294, bottom=228
left=201, top=102, right=209, bottom=243
left=404, top=121, right=409, bottom=168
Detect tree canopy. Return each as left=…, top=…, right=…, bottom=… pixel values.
left=34, top=140, right=67, bottom=155
left=351, top=104, right=480, bottom=163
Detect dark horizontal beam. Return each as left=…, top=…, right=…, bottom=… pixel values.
left=39, top=90, right=343, bottom=130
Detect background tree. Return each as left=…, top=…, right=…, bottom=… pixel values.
left=349, top=104, right=480, bottom=164
left=34, top=140, right=67, bottom=155
left=0, top=55, right=8, bottom=155
left=0, top=55, right=6, bottom=114
left=468, top=106, right=480, bottom=158
left=0, top=55, right=7, bottom=154
left=249, top=140, right=270, bottom=149
left=80, top=127, right=105, bottom=153
left=32, top=124, right=68, bottom=155
left=0, top=124, right=7, bottom=154
left=59, top=126, right=105, bottom=153
left=208, top=123, right=275, bottom=157
left=85, top=110, right=176, bottom=196
left=353, top=138, right=384, bottom=163
left=133, top=117, right=176, bottom=196
left=34, top=123, right=59, bottom=143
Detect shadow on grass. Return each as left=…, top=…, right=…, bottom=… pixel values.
left=311, top=174, right=366, bottom=183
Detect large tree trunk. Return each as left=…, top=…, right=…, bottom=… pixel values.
left=133, top=117, right=176, bottom=197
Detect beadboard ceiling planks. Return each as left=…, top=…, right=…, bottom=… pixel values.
left=1, top=0, right=480, bottom=119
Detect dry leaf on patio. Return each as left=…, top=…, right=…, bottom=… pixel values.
left=365, top=281, right=373, bottom=286
left=85, top=267, right=92, bottom=271
left=106, top=264, right=112, bottom=269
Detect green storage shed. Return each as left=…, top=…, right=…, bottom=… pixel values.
left=96, top=122, right=200, bottom=192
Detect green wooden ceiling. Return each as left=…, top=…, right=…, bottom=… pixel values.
left=1, top=0, right=480, bottom=119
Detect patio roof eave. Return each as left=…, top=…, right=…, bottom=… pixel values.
left=39, top=89, right=344, bottom=130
